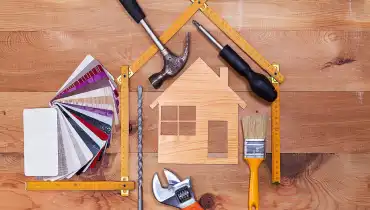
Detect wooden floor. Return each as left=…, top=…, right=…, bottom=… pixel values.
left=1, top=0, right=370, bottom=209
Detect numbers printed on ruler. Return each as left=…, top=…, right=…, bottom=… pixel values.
left=271, top=64, right=281, bottom=183
left=272, top=92, right=280, bottom=178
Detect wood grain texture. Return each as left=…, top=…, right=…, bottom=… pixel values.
left=1, top=0, right=370, bottom=209
left=2, top=30, right=370, bottom=91
left=0, top=31, right=132, bottom=92
left=0, top=0, right=369, bottom=91
left=2, top=91, right=370, bottom=154
left=1, top=0, right=369, bottom=31
left=131, top=29, right=370, bottom=91
left=0, top=0, right=138, bottom=32
left=0, top=153, right=369, bottom=209
left=151, top=58, right=245, bottom=164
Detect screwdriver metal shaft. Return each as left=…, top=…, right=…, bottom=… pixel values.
left=193, top=20, right=223, bottom=50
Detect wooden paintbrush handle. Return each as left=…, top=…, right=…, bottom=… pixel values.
left=246, top=158, right=263, bottom=210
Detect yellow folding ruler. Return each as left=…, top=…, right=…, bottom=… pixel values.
left=117, top=0, right=285, bottom=83
left=271, top=64, right=281, bottom=184
left=26, top=67, right=135, bottom=196
left=26, top=181, right=134, bottom=191
left=115, top=0, right=284, bottom=183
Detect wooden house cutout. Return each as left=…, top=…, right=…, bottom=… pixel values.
left=150, top=58, right=246, bottom=164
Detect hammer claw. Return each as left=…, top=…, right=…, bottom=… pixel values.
left=148, top=33, right=191, bottom=89
left=180, top=32, right=191, bottom=63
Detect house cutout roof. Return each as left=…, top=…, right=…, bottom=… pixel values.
left=150, top=58, right=247, bottom=109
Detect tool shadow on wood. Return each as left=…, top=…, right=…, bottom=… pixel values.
left=265, top=153, right=333, bottom=180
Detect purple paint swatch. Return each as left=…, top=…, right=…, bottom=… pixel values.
left=61, top=103, right=114, bottom=117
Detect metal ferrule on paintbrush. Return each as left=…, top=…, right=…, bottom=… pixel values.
left=244, top=139, right=265, bottom=159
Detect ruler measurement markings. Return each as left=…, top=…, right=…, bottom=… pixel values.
left=271, top=64, right=281, bottom=184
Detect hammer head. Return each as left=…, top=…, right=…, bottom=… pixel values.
left=149, top=32, right=190, bottom=89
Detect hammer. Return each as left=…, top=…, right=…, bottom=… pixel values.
left=118, top=0, right=190, bottom=89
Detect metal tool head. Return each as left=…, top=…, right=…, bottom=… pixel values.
left=152, top=169, right=196, bottom=209
left=148, top=33, right=190, bottom=89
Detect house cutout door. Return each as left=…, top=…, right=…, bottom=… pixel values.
left=208, top=121, right=228, bottom=158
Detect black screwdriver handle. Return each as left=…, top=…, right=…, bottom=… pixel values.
left=219, top=45, right=277, bottom=102
left=118, top=0, right=146, bottom=23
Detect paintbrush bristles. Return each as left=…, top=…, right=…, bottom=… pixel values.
left=242, top=114, right=268, bottom=140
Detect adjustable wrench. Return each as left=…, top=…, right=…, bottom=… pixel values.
left=152, top=169, right=204, bottom=210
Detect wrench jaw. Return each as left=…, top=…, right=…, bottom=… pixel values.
left=152, top=169, right=197, bottom=209
left=164, top=169, right=181, bottom=185
left=152, top=173, right=173, bottom=203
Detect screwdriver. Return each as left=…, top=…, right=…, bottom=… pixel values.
left=192, top=20, right=277, bottom=102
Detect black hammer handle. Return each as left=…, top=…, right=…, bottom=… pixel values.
left=220, top=45, right=277, bottom=102
left=118, top=0, right=146, bottom=23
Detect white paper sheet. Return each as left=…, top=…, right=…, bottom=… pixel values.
left=24, top=108, right=59, bottom=176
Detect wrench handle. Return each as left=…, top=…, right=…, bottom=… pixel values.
left=182, top=202, right=204, bottom=210
left=118, top=0, right=145, bottom=23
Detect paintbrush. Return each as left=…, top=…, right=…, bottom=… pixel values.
left=242, top=114, right=268, bottom=210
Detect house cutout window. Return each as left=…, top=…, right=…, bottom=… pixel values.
left=208, top=121, right=228, bottom=158
left=161, top=106, right=196, bottom=136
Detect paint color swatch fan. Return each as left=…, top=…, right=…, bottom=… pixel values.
left=23, top=55, right=119, bottom=181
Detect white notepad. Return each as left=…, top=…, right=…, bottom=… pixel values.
left=24, top=108, right=59, bottom=176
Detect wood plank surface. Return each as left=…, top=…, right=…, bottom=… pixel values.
left=1, top=30, right=370, bottom=91
left=0, top=31, right=133, bottom=92
left=1, top=0, right=370, bottom=209
left=2, top=91, right=370, bottom=154
left=1, top=0, right=369, bottom=31
left=0, top=153, right=369, bottom=209
left=130, top=29, right=370, bottom=91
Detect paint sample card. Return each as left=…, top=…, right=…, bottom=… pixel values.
left=23, top=55, right=118, bottom=180
left=24, top=108, right=59, bottom=176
